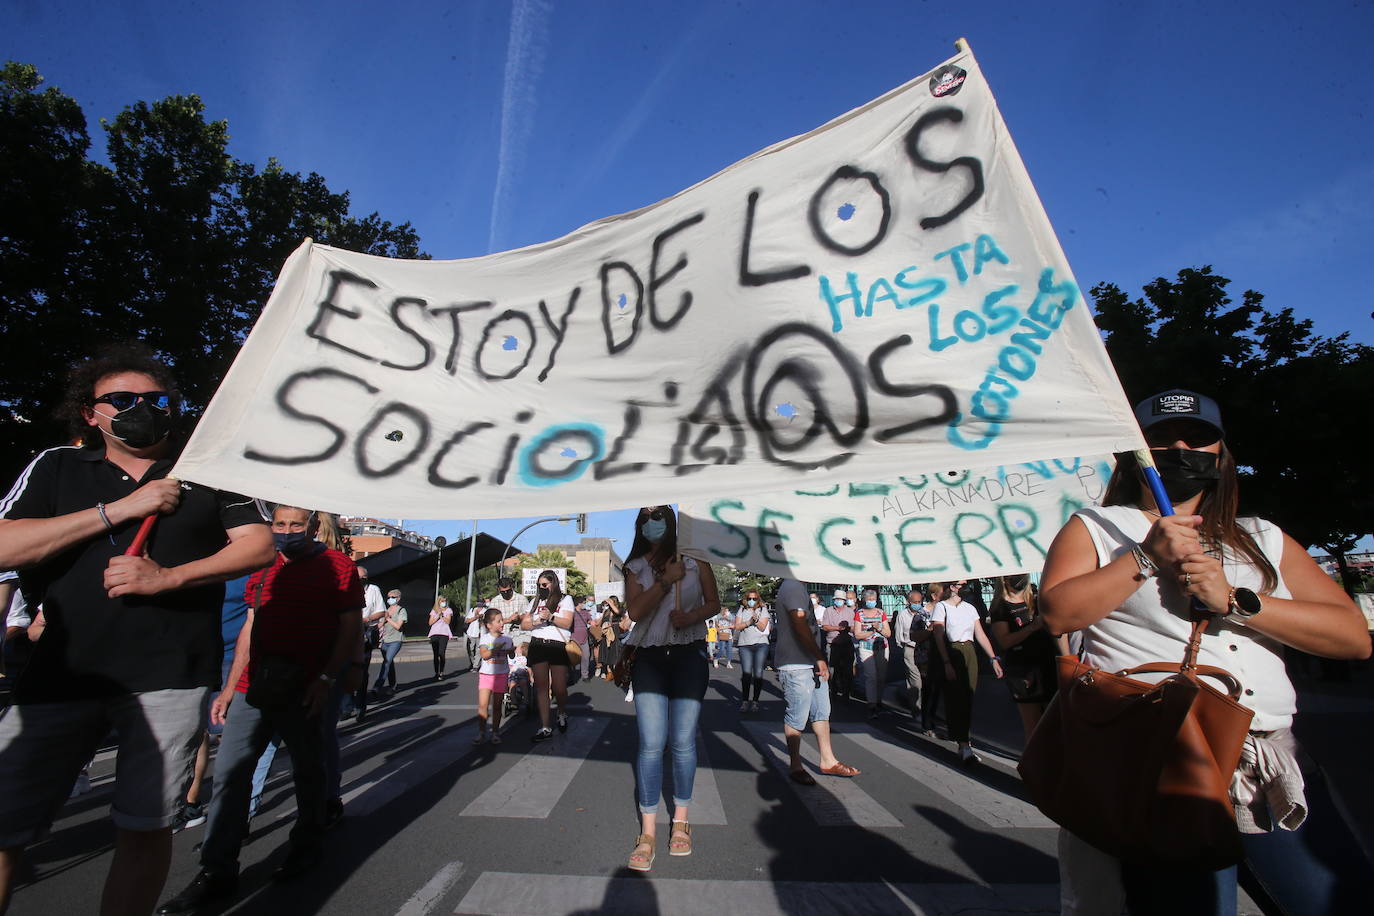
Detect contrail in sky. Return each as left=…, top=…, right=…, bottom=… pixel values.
left=488, top=0, right=552, bottom=254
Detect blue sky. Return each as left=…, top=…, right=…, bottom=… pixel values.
left=6, top=0, right=1371, bottom=555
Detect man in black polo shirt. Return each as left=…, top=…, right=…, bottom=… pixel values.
left=0, top=347, right=273, bottom=916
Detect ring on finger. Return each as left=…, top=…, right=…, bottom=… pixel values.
left=1184, top=572, right=1192, bottom=587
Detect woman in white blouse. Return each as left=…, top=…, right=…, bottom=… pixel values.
left=521, top=569, right=576, bottom=741
left=931, top=580, right=1002, bottom=764
left=621, top=505, right=721, bottom=873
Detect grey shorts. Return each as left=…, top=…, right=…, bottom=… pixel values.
left=0, top=687, right=209, bottom=846
left=779, top=667, right=831, bottom=731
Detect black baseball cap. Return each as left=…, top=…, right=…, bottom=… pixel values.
left=1133, top=389, right=1224, bottom=440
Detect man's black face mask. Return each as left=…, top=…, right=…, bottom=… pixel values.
left=97, top=400, right=172, bottom=449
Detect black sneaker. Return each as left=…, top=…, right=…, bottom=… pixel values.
left=557, top=713, right=569, bottom=733
left=156, top=870, right=236, bottom=914
left=171, top=801, right=207, bottom=833
left=272, top=844, right=321, bottom=882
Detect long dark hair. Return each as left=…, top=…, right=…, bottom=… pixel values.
left=1102, top=444, right=1277, bottom=593
left=626, top=505, right=677, bottom=570
left=535, top=568, right=565, bottom=611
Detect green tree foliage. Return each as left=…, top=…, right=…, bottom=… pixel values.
left=513, top=547, right=592, bottom=599
left=440, top=565, right=503, bottom=611
left=711, top=565, right=779, bottom=606
left=0, top=62, right=425, bottom=481
left=1092, top=267, right=1372, bottom=588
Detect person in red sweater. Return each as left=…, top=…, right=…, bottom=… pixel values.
left=158, top=505, right=362, bottom=914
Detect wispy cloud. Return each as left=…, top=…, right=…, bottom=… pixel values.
left=487, top=0, right=553, bottom=254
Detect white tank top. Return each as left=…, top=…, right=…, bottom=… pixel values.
left=1073, top=505, right=1294, bottom=731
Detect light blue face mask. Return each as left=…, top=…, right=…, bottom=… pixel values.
left=864, top=600, right=877, bottom=609
left=642, top=518, right=667, bottom=541
left=746, top=599, right=757, bottom=607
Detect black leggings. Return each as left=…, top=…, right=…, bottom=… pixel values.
left=430, top=635, right=449, bottom=675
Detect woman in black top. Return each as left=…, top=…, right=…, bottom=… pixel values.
left=987, top=574, right=1066, bottom=744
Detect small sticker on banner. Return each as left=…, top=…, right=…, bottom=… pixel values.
left=930, top=65, right=968, bottom=97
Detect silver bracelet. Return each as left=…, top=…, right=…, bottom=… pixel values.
left=1130, top=543, right=1156, bottom=578
left=96, top=502, right=115, bottom=532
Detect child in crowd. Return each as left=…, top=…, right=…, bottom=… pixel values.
left=475, top=608, right=514, bottom=745
left=829, top=620, right=856, bottom=699
left=506, top=642, right=532, bottom=716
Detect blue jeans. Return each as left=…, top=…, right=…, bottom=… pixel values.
left=632, top=642, right=709, bottom=814
left=247, top=739, right=279, bottom=818
left=200, top=696, right=326, bottom=876
left=1114, top=765, right=1373, bottom=915
left=736, top=643, right=768, bottom=702
left=374, top=640, right=402, bottom=689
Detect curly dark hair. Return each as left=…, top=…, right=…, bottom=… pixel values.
left=61, top=343, right=180, bottom=448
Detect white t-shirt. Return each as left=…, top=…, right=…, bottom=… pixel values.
left=361, top=582, right=386, bottom=621
left=2, top=571, right=30, bottom=629
left=933, top=600, right=979, bottom=642
left=530, top=595, right=575, bottom=642
left=465, top=608, right=484, bottom=639
left=478, top=632, right=514, bottom=675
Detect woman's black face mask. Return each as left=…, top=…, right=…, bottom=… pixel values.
left=1151, top=448, right=1221, bottom=504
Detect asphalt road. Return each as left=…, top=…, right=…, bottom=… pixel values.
left=12, top=640, right=1348, bottom=915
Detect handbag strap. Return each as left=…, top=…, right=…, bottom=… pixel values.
left=1180, top=617, right=1208, bottom=670
left=1118, top=661, right=1244, bottom=700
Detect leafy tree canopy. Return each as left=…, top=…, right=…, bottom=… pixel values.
left=1092, top=267, right=1372, bottom=585
left=513, top=547, right=592, bottom=600
left=0, top=61, right=426, bottom=482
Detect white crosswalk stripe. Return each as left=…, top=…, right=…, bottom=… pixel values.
left=461, top=716, right=611, bottom=818
left=452, top=871, right=1059, bottom=915
left=838, top=729, right=1053, bottom=829
left=741, top=720, right=902, bottom=828
left=394, top=860, right=465, bottom=916
left=655, top=732, right=727, bottom=825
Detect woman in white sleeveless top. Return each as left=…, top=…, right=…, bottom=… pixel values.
left=1041, top=389, right=1370, bottom=916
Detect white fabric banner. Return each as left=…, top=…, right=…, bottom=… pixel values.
left=593, top=581, right=625, bottom=603
left=521, top=567, right=567, bottom=597
left=173, top=45, right=1143, bottom=519
left=679, top=454, right=1115, bottom=584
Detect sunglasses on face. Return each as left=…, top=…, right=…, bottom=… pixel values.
left=1144, top=421, right=1220, bottom=450
left=91, top=390, right=173, bottom=412
left=643, top=507, right=668, bottom=521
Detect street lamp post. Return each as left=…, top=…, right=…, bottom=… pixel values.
left=499, top=514, right=586, bottom=583
left=432, top=536, right=447, bottom=607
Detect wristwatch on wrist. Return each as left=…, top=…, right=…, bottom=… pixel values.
left=1227, top=587, right=1262, bottom=620
left=318, top=673, right=335, bottom=685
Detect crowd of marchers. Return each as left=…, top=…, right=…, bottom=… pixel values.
left=0, top=348, right=1370, bottom=916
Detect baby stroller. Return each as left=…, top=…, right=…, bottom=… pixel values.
left=503, top=666, right=533, bottom=718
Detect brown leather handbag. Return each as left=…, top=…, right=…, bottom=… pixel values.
left=1018, top=618, right=1254, bottom=870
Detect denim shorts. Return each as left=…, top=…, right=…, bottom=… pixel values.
left=779, top=667, right=830, bottom=731
left=0, top=687, right=209, bottom=845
